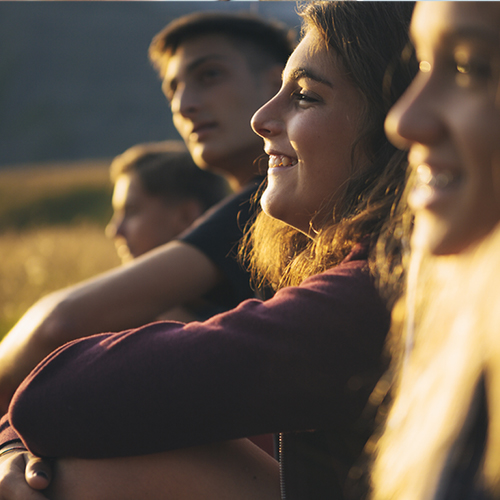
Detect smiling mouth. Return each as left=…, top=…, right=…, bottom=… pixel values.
left=415, top=164, right=461, bottom=189
left=409, top=164, right=463, bottom=211
left=268, top=154, right=298, bottom=169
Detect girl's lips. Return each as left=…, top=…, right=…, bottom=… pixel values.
left=409, top=163, right=463, bottom=210
left=268, top=154, right=298, bottom=169
left=415, top=164, right=459, bottom=189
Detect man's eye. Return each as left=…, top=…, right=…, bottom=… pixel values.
left=125, top=206, right=139, bottom=217
left=199, top=68, right=223, bottom=84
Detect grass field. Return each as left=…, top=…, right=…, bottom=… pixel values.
left=0, top=160, right=121, bottom=336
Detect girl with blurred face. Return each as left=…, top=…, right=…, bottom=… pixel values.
left=372, top=4, right=500, bottom=500
left=384, top=1, right=500, bottom=256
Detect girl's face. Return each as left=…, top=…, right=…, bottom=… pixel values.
left=251, top=30, right=364, bottom=235
left=385, top=2, right=500, bottom=255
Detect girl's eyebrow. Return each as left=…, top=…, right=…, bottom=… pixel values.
left=449, top=26, right=500, bottom=44
left=285, top=67, right=334, bottom=88
left=413, top=25, right=500, bottom=50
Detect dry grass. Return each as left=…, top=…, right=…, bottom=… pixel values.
left=0, top=161, right=121, bottom=335
left=0, top=159, right=112, bottom=213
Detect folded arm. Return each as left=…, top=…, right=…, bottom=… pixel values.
left=7, top=252, right=389, bottom=459
left=0, top=241, right=220, bottom=415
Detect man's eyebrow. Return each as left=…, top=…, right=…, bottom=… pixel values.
left=163, top=54, right=226, bottom=95
left=285, top=67, right=334, bottom=88
left=185, top=54, right=226, bottom=74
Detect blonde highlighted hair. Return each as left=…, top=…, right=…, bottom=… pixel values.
left=371, top=221, right=500, bottom=500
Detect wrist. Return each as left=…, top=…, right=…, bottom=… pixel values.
left=0, top=443, right=27, bottom=458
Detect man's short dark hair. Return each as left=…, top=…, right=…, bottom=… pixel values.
left=149, top=11, right=296, bottom=77
left=110, top=141, right=229, bottom=211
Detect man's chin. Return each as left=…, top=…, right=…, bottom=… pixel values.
left=191, top=149, right=222, bottom=172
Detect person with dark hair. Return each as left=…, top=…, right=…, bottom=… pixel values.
left=0, top=9, right=294, bottom=416
left=106, top=141, right=230, bottom=323
left=148, top=11, right=295, bottom=189
left=0, top=3, right=416, bottom=499
left=106, top=141, right=229, bottom=265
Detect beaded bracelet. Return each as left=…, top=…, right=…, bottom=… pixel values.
left=0, top=445, right=27, bottom=458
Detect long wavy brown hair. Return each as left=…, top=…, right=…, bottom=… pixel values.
left=239, top=1, right=417, bottom=292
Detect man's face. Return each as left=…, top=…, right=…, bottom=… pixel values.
left=106, top=172, right=198, bottom=263
left=162, top=34, right=281, bottom=179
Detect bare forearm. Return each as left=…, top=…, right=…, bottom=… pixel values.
left=46, top=440, right=279, bottom=500
left=0, top=240, right=220, bottom=413
left=46, top=241, right=221, bottom=337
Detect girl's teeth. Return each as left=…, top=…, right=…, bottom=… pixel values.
left=268, top=155, right=297, bottom=168
left=268, top=155, right=281, bottom=168
left=416, top=164, right=457, bottom=189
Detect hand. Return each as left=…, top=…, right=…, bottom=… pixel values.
left=0, top=241, right=221, bottom=415
left=0, top=449, right=51, bottom=499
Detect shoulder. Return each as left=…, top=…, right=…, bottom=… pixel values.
left=179, top=176, right=264, bottom=240
left=301, top=242, right=372, bottom=292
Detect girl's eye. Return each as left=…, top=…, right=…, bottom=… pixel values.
left=292, top=89, right=319, bottom=106
left=456, top=58, right=491, bottom=78
left=454, top=48, right=494, bottom=88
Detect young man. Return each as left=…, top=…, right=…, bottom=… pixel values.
left=106, top=141, right=229, bottom=265
left=106, top=141, right=230, bottom=322
left=0, top=11, right=293, bottom=415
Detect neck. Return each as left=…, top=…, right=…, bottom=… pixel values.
left=215, top=145, right=267, bottom=192
left=225, top=168, right=262, bottom=192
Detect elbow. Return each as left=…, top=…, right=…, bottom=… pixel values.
left=29, top=291, right=82, bottom=350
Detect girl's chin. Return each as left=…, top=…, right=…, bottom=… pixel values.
left=260, top=189, right=311, bottom=234
left=260, top=189, right=281, bottom=219
left=411, top=213, right=472, bottom=256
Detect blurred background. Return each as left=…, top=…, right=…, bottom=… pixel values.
left=0, top=1, right=300, bottom=334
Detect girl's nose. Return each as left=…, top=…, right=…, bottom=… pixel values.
left=251, top=95, right=283, bottom=139
left=385, top=71, right=446, bottom=150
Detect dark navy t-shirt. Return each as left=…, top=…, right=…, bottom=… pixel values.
left=178, top=177, right=264, bottom=311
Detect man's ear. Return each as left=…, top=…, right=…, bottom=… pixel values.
left=176, top=198, right=205, bottom=227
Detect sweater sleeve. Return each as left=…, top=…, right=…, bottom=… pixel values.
left=7, top=250, right=390, bottom=459
left=0, top=414, right=22, bottom=447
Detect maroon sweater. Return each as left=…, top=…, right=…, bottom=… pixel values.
left=0, top=244, right=389, bottom=498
